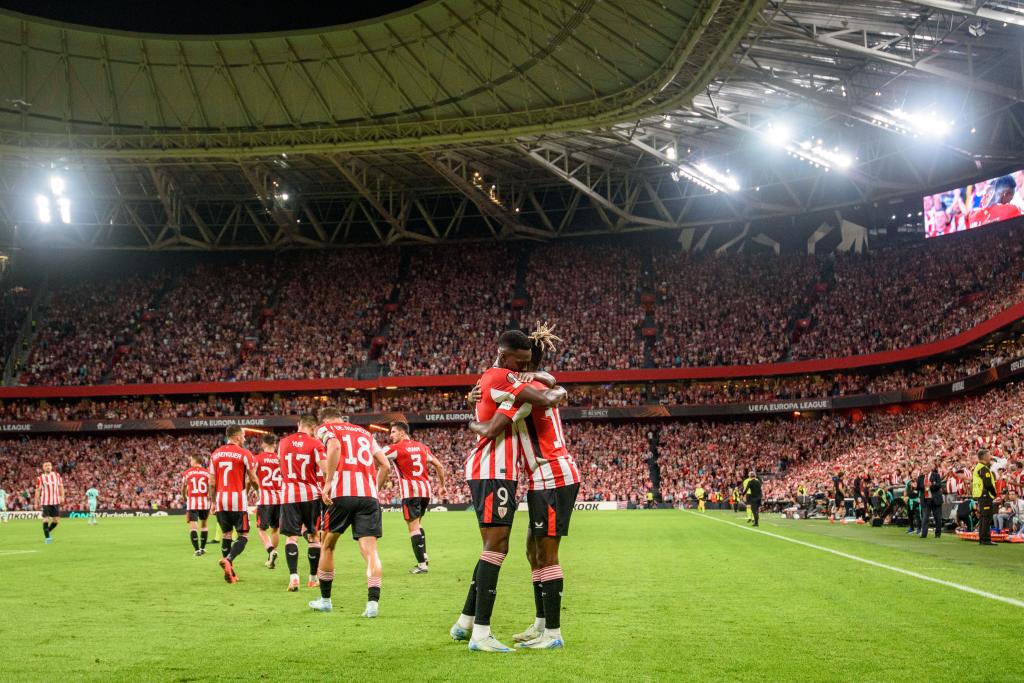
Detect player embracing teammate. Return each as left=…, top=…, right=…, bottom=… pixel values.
left=510, top=325, right=580, bottom=649
left=449, top=329, right=569, bottom=652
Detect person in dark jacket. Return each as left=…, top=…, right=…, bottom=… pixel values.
left=918, top=463, right=944, bottom=539
left=744, top=471, right=763, bottom=528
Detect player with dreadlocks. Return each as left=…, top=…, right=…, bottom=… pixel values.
left=449, top=328, right=568, bottom=653
left=466, top=324, right=580, bottom=650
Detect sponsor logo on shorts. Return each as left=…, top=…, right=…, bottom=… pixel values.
left=497, top=506, right=508, bottom=518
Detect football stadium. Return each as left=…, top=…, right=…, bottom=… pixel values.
left=2, top=0, right=1024, bottom=680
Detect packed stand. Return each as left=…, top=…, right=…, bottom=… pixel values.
left=524, top=244, right=646, bottom=370
left=22, top=272, right=169, bottom=385
left=653, top=252, right=819, bottom=367
left=236, top=251, right=398, bottom=380
left=108, top=262, right=270, bottom=384
left=0, top=286, right=32, bottom=375
left=791, top=227, right=1024, bottom=359
left=381, top=246, right=515, bottom=376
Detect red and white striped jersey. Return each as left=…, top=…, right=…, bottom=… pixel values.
left=518, top=381, right=580, bottom=490
left=252, top=451, right=283, bottom=505
left=466, top=367, right=532, bottom=481
left=278, top=432, right=325, bottom=503
left=386, top=439, right=434, bottom=499
left=317, top=422, right=381, bottom=499
left=36, top=471, right=63, bottom=506
left=946, top=475, right=964, bottom=496
left=182, top=466, right=211, bottom=510
left=209, top=444, right=253, bottom=512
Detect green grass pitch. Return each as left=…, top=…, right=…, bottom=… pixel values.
left=2, top=509, right=1021, bottom=682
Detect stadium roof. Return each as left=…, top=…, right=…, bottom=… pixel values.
left=0, top=0, right=1022, bottom=250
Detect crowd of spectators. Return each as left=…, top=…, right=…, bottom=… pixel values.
left=22, top=272, right=169, bottom=385
left=0, top=286, right=32, bottom=375
left=236, top=251, right=398, bottom=380
left=0, top=420, right=654, bottom=509
left=2, top=332, right=1023, bottom=423
left=653, top=252, right=819, bottom=367
left=380, top=245, right=515, bottom=376
left=524, top=244, right=646, bottom=370
left=9, top=225, right=1024, bottom=387
left=766, top=381, right=1024, bottom=500
left=4, top=375, right=1024, bottom=510
left=0, top=434, right=210, bottom=511
left=108, top=262, right=270, bottom=384
left=791, top=229, right=1024, bottom=359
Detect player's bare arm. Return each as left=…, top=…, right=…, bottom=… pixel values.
left=429, top=453, right=446, bottom=491
left=373, top=446, right=392, bottom=491
left=321, top=438, right=340, bottom=505
left=466, top=381, right=482, bottom=408
left=469, top=386, right=568, bottom=439
left=519, top=370, right=556, bottom=388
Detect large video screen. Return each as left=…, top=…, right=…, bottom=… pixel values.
left=924, top=170, right=1023, bottom=238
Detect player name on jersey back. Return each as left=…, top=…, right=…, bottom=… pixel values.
left=209, top=445, right=252, bottom=512
left=182, top=466, right=210, bottom=510
left=386, top=439, right=433, bottom=499
left=317, top=422, right=380, bottom=499
left=252, top=451, right=283, bottom=505
left=278, top=433, right=324, bottom=503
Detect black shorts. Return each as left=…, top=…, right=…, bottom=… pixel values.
left=324, top=497, right=382, bottom=539
left=256, top=504, right=281, bottom=530
left=469, top=479, right=517, bottom=527
left=281, top=500, right=320, bottom=538
left=527, top=484, right=579, bottom=538
left=402, top=497, right=430, bottom=522
left=186, top=509, right=210, bottom=523
left=216, top=510, right=250, bottom=534
left=42, top=505, right=60, bottom=518
left=316, top=501, right=326, bottom=533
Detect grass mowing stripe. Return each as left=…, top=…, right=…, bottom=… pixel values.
left=0, top=549, right=39, bottom=556
left=689, top=511, right=1024, bottom=610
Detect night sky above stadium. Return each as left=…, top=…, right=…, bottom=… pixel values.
left=0, top=0, right=425, bottom=34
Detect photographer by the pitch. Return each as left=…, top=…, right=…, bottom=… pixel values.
left=972, top=449, right=999, bottom=546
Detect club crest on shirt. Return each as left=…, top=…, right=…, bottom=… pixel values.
left=506, top=372, right=520, bottom=387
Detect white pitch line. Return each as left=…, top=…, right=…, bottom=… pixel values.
left=0, top=550, right=39, bottom=557
left=689, top=512, right=1024, bottom=610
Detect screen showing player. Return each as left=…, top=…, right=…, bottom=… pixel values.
left=923, top=170, right=1024, bottom=238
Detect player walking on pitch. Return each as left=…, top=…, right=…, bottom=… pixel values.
left=309, top=408, right=391, bottom=616
left=35, top=462, right=64, bottom=544
left=385, top=420, right=446, bottom=574
left=210, top=426, right=258, bottom=583
left=182, top=455, right=211, bottom=556
left=278, top=414, right=326, bottom=592
left=85, top=486, right=100, bottom=525
left=450, top=330, right=567, bottom=653
left=252, top=434, right=283, bottom=569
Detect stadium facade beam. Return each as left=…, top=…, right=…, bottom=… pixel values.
left=762, top=21, right=1024, bottom=102
left=327, top=155, right=432, bottom=244
left=907, top=0, right=1024, bottom=28
left=420, top=152, right=553, bottom=240
left=519, top=141, right=678, bottom=230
